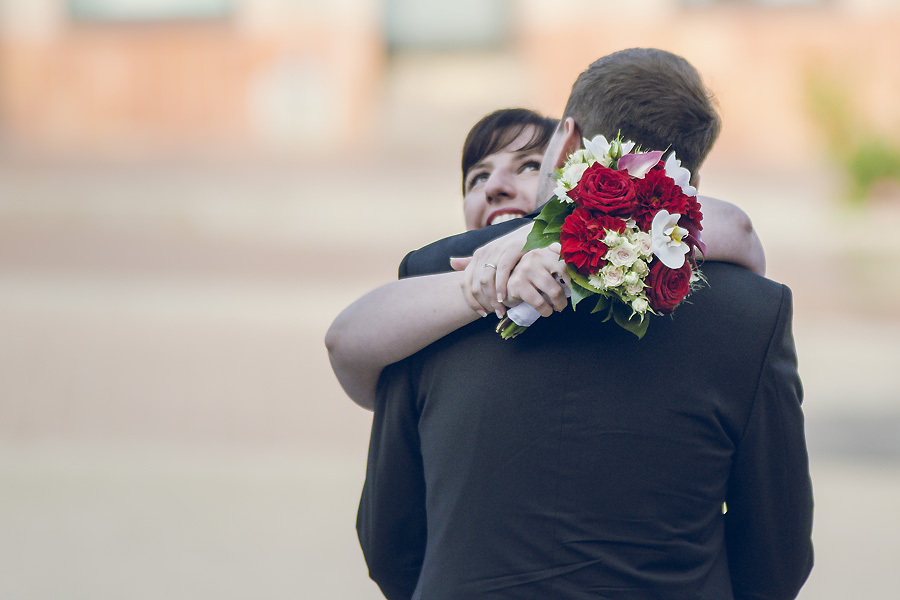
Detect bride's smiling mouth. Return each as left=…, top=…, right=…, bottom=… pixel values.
left=487, top=209, right=527, bottom=227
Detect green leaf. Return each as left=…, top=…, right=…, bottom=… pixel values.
left=521, top=197, right=574, bottom=250
left=522, top=226, right=556, bottom=252
left=612, top=302, right=650, bottom=339
left=569, top=278, right=594, bottom=310
left=591, top=295, right=613, bottom=322
left=540, top=198, right=573, bottom=234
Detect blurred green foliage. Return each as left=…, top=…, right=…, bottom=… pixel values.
left=805, top=70, right=900, bottom=207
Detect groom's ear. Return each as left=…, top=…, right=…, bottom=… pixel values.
left=552, top=117, right=582, bottom=168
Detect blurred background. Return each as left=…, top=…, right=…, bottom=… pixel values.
left=1, top=0, right=899, bottom=598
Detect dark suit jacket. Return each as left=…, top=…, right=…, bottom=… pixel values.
left=358, top=222, right=814, bottom=600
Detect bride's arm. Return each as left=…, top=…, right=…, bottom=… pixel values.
left=327, top=224, right=538, bottom=410
left=327, top=203, right=764, bottom=411
left=697, top=196, right=766, bottom=276
left=325, top=271, right=483, bottom=410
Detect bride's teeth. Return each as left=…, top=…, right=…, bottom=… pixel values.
left=490, top=213, right=521, bottom=225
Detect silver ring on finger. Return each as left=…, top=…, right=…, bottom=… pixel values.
left=483, top=263, right=497, bottom=270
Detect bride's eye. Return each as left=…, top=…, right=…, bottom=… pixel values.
left=467, top=171, right=490, bottom=191
left=519, top=160, right=541, bottom=174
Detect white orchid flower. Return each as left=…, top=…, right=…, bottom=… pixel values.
left=651, top=210, right=690, bottom=269
left=664, top=153, right=697, bottom=196
left=582, top=134, right=634, bottom=167
left=583, top=135, right=611, bottom=164
left=618, top=150, right=664, bottom=179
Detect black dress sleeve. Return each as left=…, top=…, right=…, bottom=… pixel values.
left=724, top=284, right=815, bottom=599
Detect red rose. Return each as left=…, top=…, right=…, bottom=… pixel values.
left=645, top=260, right=692, bottom=315
left=632, top=166, right=689, bottom=230
left=560, top=207, right=625, bottom=274
left=569, top=163, right=636, bottom=216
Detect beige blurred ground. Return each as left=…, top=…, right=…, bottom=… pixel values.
left=1, top=51, right=900, bottom=600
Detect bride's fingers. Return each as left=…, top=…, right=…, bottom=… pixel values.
left=494, top=248, right=524, bottom=304
left=449, top=256, right=471, bottom=271
left=476, top=265, right=503, bottom=317
left=513, top=285, right=554, bottom=318
left=460, top=260, right=488, bottom=316
left=459, top=278, right=487, bottom=317
left=507, top=257, right=569, bottom=315
left=540, top=274, right=568, bottom=311
left=462, top=257, right=503, bottom=317
left=468, top=250, right=508, bottom=317
left=555, top=261, right=571, bottom=288
left=532, top=271, right=568, bottom=312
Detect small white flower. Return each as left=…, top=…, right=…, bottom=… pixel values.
left=554, top=183, right=573, bottom=203
left=608, top=138, right=635, bottom=161
left=626, top=283, right=644, bottom=297
left=569, top=149, right=594, bottom=165
left=583, top=134, right=634, bottom=167
left=632, top=297, right=649, bottom=314
left=600, top=265, right=625, bottom=288
left=587, top=273, right=605, bottom=290
left=607, top=241, right=638, bottom=268
left=624, top=271, right=640, bottom=286
left=631, top=231, right=653, bottom=257
left=651, top=210, right=690, bottom=269
left=664, top=153, right=697, bottom=197
left=554, top=161, right=590, bottom=203
left=603, top=230, right=622, bottom=246
left=633, top=259, right=649, bottom=277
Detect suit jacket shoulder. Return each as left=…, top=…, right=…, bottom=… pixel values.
left=398, top=218, right=531, bottom=278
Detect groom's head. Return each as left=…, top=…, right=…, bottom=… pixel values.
left=537, top=48, right=721, bottom=203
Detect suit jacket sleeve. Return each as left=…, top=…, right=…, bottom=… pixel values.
left=398, top=218, right=533, bottom=278
left=724, top=284, right=814, bottom=599
left=356, top=360, right=426, bottom=600
left=359, top=221, right=531, bottom=595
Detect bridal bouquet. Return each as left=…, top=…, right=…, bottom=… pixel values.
left=497, top=133, right=706, bottom=340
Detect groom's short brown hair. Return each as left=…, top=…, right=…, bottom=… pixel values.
left=563, top=48, right=721, bottom=178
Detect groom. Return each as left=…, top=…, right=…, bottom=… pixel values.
left=358, top=48, right=814, bottom=600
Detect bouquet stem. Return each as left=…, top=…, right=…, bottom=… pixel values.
left=496, top=317, right=528, bottom=340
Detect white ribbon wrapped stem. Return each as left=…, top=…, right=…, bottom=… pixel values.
left=505, top=276, right=571, bottom=327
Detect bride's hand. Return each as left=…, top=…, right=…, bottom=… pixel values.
left=450, top=223, right=531, bottom=317
left=506, top=243, right=569, bottom=318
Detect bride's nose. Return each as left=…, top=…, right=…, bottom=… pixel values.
left=485, top=169, right=516, bottom=203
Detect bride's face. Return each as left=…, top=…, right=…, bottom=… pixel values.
left=462, top=126, right=545, bottom=231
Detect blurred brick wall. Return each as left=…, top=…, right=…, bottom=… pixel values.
left=0, top=0, right=897, bottom=163
left=0, top=0, right=384, bottom=155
